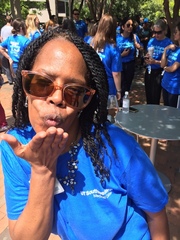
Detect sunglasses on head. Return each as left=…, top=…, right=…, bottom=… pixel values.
left=153, top=30, right=162, bottom=35
left=126, top=23, right=133, bottom=28
left=21, top=70, right=96, bottom=109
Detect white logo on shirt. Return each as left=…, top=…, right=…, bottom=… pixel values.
left=80, top=189, right=112, bottom=199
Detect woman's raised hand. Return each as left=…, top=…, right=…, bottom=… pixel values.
left=1, top=127, right=68, bottom=172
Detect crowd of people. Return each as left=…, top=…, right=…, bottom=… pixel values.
left=84, top=14, right=180, bottom=109
left=0, top=9, right=179, bottom=240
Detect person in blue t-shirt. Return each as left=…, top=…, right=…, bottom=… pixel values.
left=0, top=18, right=30, bottom=76
left=116, top=17, right=142, bottom=103
left=0, top=27, right=169, bottom=240
left=72, top=8, right=87, bottom=38
left=144, top=19, right=172, bottom=104
left=84, top=21, right=98, bottom=44
left=161, top=21, right=180, bottom=107
left=25, top=14, right=41, bottom=42
left=89, top=14, right=122, bottom=101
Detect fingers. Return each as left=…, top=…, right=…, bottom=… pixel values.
left=1, top=133, right=22, bottom=151
left=29, top=127, right=68, bottom=152
left=0, top=133, right=28, bottom=159
left=1, top=128, right=69, bottom=172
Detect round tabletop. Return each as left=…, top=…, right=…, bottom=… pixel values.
left=116, top=104, right=180, bottom=140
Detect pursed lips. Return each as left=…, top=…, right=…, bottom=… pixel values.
left=43, top=114, right=63, bottom=127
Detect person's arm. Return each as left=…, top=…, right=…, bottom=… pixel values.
left=161, top=47, right=169, bottom=68
left=161, top=44, right=177, bottom=68
left=0, top=45, right=12, bottom=62
left=134, top=34, right=143, bottom=50
left=121, top=48, right=131, bottom=57
left=145, top=56, right=161, bottom=66
left=163, top=62, right=180, bottom=72
left=145, top=208, right=170, bottom=240
left=112, top=71, right=121, bottom=100
left=0, top=46, right=14, bottom=77
left=1, top=127, right=68, bottom=240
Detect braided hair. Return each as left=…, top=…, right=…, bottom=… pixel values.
left=12, top=27, right=117, bottom=184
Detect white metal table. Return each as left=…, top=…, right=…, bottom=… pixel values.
left=116, top=104, right=180, bottom=192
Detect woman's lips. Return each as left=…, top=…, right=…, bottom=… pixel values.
left=43, top=115, right=62, bottom=127
left=45, top=119, right=59, bottom=127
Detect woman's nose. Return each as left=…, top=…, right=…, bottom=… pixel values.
left=47, top=87, right=66, bottom=107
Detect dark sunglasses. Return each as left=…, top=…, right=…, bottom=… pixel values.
left=73, top=13, right=79, bottom=16
left=126, top=23, right=133, bottom=28
left=153, top=30, right=162, bottom=35
left=21, top=70, right=96, bottom=109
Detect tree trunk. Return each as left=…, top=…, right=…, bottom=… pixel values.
left=10, top=0, right=21, bottom=18
left=45, top=0, right=52, bottom=19
left=79, top=0, right=84, bottom=13
left=86, top=0, right=97, bottom=21
left=69, top=0, right=74, bottom=18
left=163, top=0, right=180, bottom=39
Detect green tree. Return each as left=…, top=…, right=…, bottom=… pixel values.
left=10, top=0, right=21, bottom=18
left=0, top=0, right=46, bottom=26
left=163, top=0, right=180, bottom=35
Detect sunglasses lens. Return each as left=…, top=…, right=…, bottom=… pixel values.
left=127, top=24, right=133, bottom=28
left=64, top=85, right=93, bottom=108
left=23, top=74, right=54, bottom=97
left=154, top=31, right=162, bottom=35
left=22, top=71, right=95, bottom=109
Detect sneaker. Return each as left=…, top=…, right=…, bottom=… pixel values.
left=0, top=125, right=9, bottom=132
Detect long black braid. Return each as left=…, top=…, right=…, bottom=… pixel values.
left=12, top=27, right=117, bottom=184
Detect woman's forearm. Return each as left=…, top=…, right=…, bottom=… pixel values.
left=161, top=49, right=168, bottom=68
left=145, top=208, right=170, bottom=240
left=9, top=167, right=56, bottom=240
left=0, top=47, right=11, bottom=61
left=112, top=72, right=121, bottom=92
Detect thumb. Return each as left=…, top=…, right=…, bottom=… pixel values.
left=1, top=133, right=22, bottom=152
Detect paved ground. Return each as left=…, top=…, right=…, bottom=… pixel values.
left=0, top=69, right=180, bottom=239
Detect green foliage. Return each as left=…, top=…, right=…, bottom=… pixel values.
left=0, top=0, right=46, bottom=28
left=0, top=0, right=11, bottom=28
left=72, top=0, right=176, bottom=24
left=0, top=0, right=177, bottom=30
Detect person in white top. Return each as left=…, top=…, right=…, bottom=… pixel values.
left=0, top=15, right=14, bottom=84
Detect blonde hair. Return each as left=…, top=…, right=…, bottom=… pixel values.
left=25, top=14, right=39, bottom=37
left=44, top=20, right=55, bottom=31
left=91, top=14, right=117, bottom=51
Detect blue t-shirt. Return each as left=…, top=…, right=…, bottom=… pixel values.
left=147, top=37, right=172, bottom=70
left=116, top=26, right=121, bottom=36
left=28, top=30, right=41, bottom=42
left=1, top=124, right=168, bottom=239
left=116, top=34, right=142, bottom=63
left=0, top=35, right=30, bottom=70
left=96, top=44, right=122, bottom=95
left=74, top=20, right=87, bottom=38
left=84, top=35, right=92, bottom=44
left=162, top=46, right=180, bottom=94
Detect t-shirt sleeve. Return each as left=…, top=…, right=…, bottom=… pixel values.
left=32, top=31, right=41, bottom=41
left=111, top=46, right=122, bottom=72
left=120, top=144, right=168, bottom=213
left=1, top=139, right=31, bottom=220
